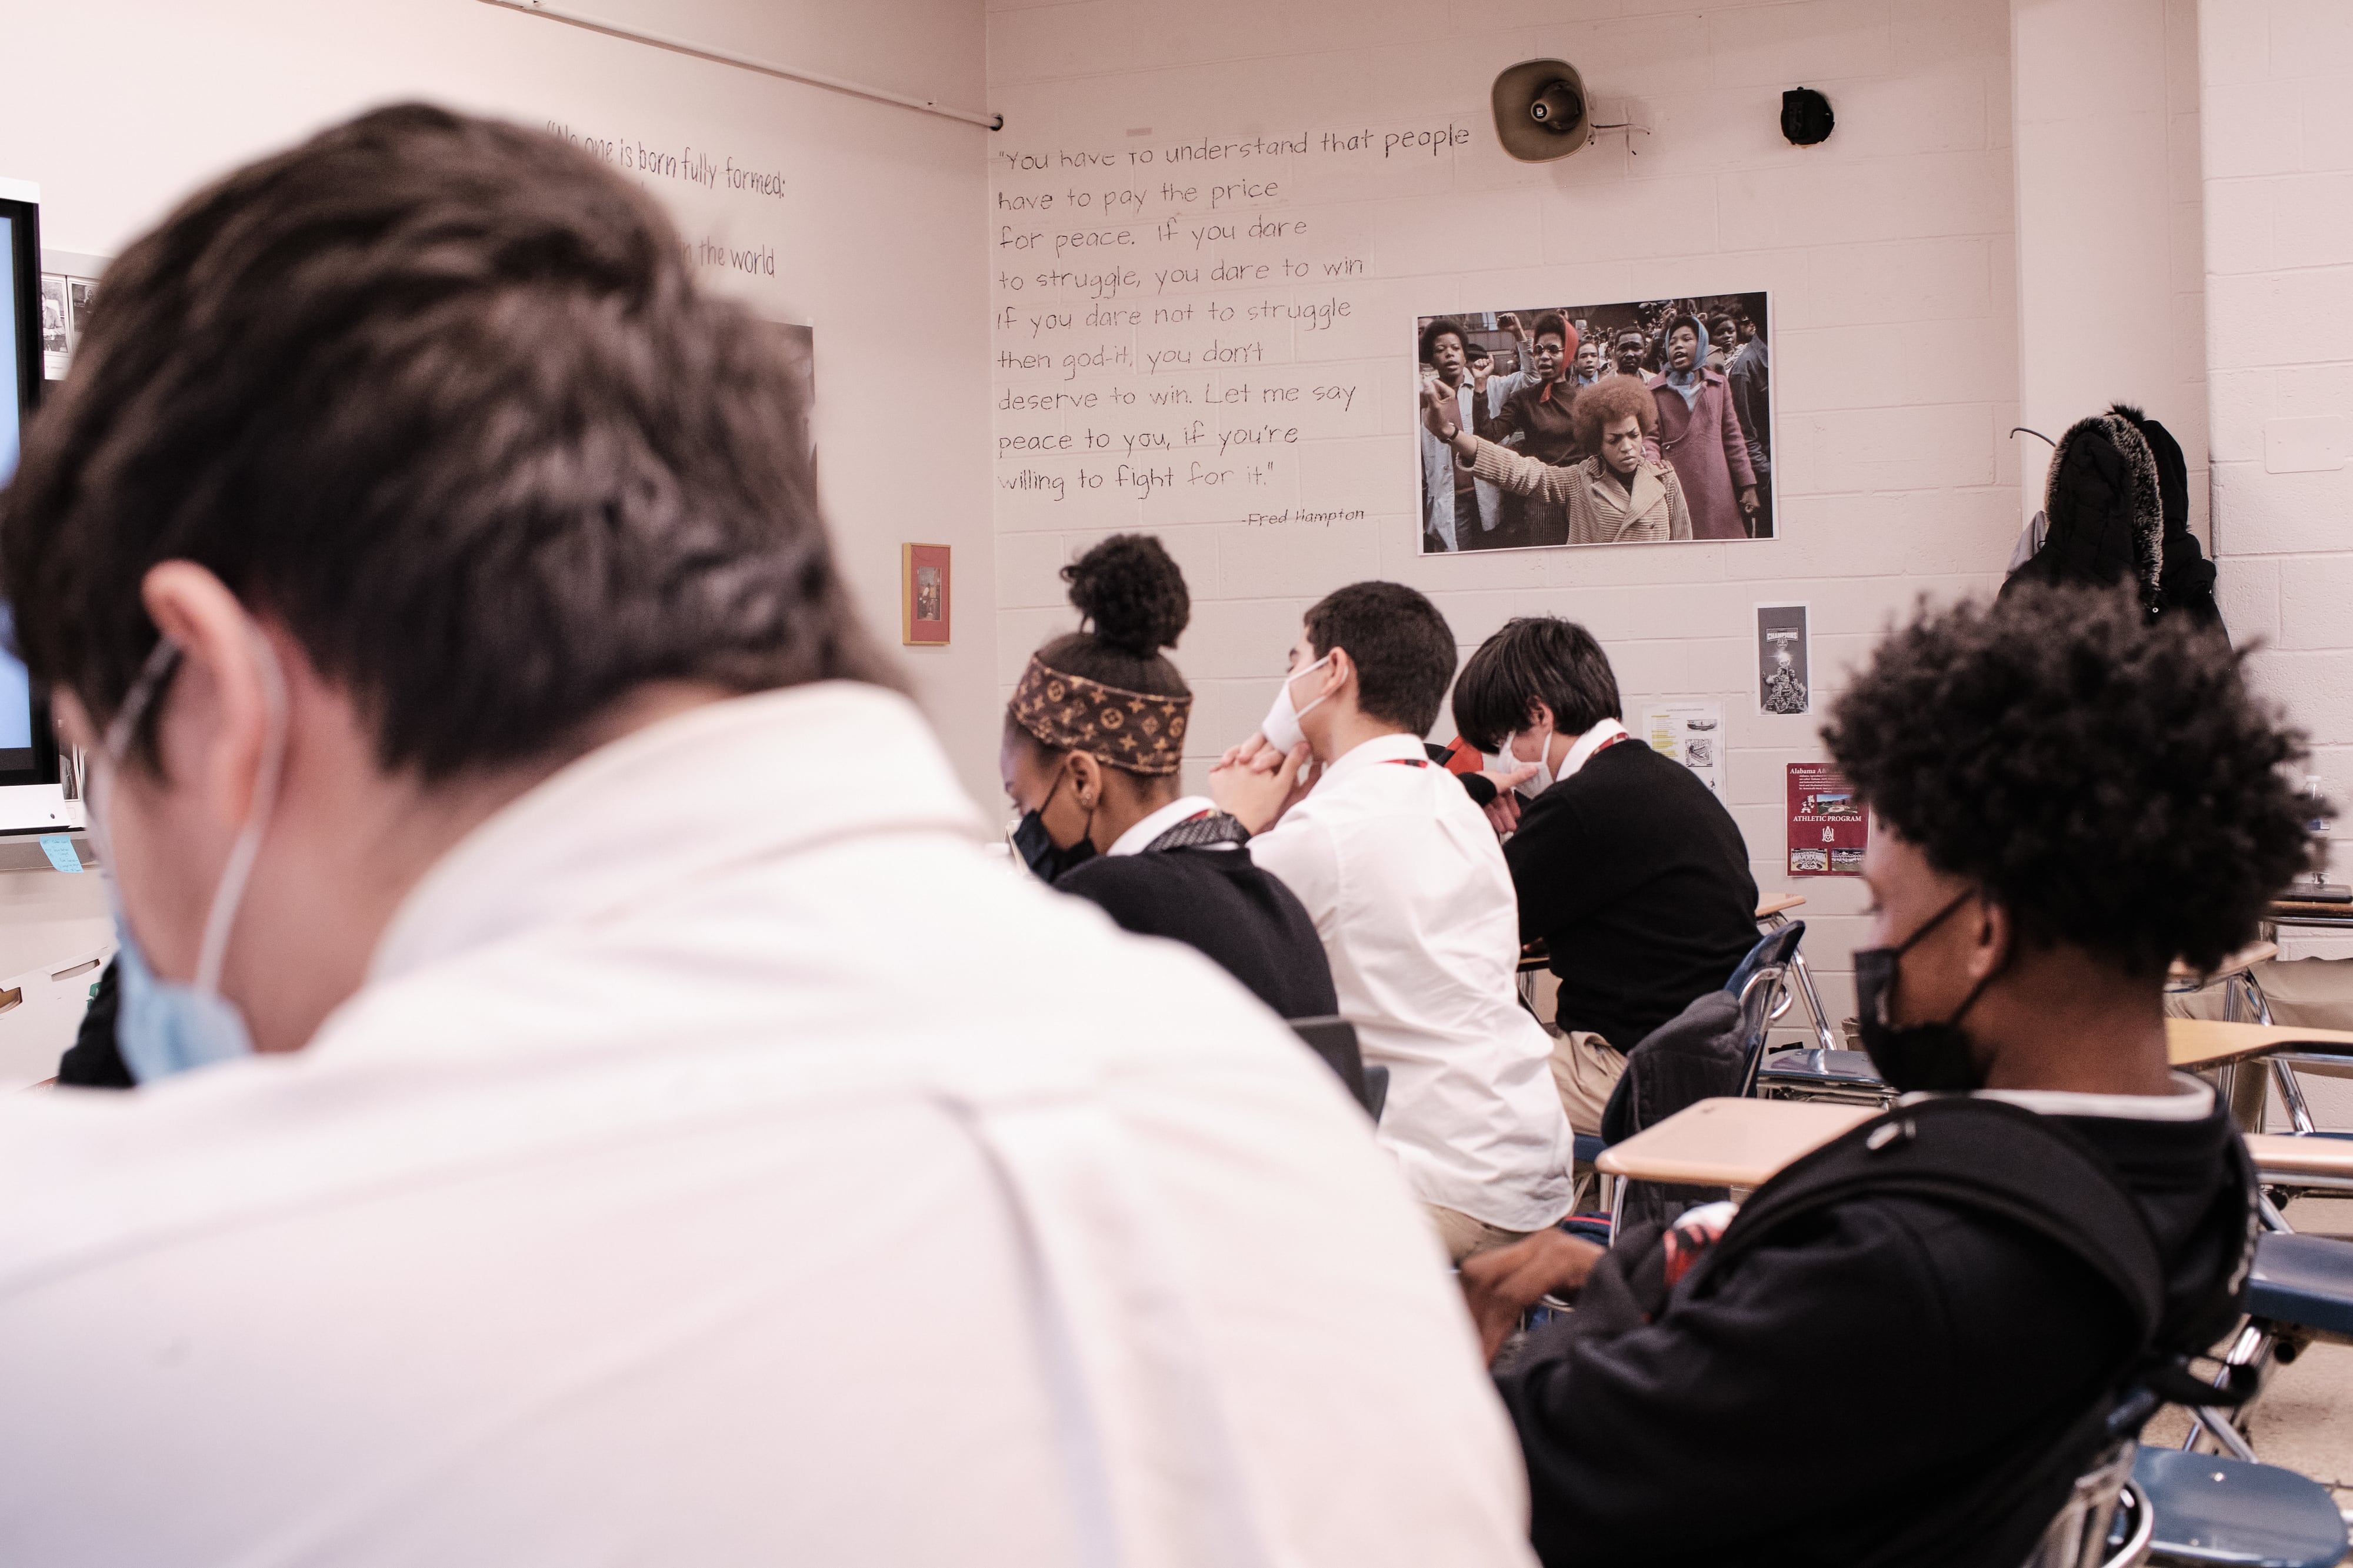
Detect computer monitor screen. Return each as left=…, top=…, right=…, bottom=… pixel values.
left=0, top=191, right=69, bottom=826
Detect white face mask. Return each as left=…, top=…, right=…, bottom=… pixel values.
left=1499, top=726, right=1556, bottom=798
left=1261, top=652, right=1334, bottom=756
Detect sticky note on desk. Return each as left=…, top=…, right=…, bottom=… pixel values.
left=39, top=835, right=82, bottom=873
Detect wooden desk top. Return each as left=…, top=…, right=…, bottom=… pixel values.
left=2245, top=1133, right=2353, bottom=1182
left=1595, top=1097, right=1877, bottom=1188
left=2167, top=1017, right=2353, bottom=1069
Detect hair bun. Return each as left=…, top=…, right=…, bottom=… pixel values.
left=1062, top=534, right=1189, bottom=656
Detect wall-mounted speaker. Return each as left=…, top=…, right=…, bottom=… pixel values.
left=1492, top=59, right=1592, bottom=163
left=1781, top=87, right=1834, bottom=146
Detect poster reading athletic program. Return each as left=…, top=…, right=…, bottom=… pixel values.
left=1787, top=763, right=1866, bottom=878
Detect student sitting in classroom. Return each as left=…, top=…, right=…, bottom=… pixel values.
left=1002, top=533, right=1338, bottom=1022
left=1459, top=584, right=2299, bottom=1567
left=0, top=107, right=1538, bottom=1564
left=1449, top=617, right=1759, bottom=1133
left=1210, top=582, right=1574, bottom=1261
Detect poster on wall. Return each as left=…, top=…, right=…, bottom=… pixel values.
left=37, top=275, right=68, bottom=381
left=902, top=543, right=951, bottom=647
left=1642, top=702, right=1724, bottom=796
left=1414, top=293, right=1773, bottom=553
left=764, top=322, right=816, bottom=476
left=1787, top=763, right=1866, bottom=877
left=1755, top=602, right=1811, bottom=716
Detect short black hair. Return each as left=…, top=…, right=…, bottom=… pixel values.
left=1419, top=316, right=1467, bottom=364
left=3, top=103, right=889, bottom=780
left=1451, top=617, right=1622, bottom=753
left=1824, top=585, right=2313, bottom=977
left=1305, top=582, right=1456, bottom=739
left=1531, top=312, right=1570, bottom=348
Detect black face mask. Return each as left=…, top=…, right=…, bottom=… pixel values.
left=1854, top=890, right=2002, bottom=1094
left=1010, top=766, right=1097, bottom=885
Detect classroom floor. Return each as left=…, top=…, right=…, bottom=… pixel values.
left=2142, top=1194, right=2353, bottom=1509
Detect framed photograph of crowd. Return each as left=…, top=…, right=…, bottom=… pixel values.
left=1414, top=292, right=1774, bottom=553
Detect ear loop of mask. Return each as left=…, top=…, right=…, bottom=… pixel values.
left=194, top=633, right=288, bottom=995
left=96, top=630, right=290, bottom=997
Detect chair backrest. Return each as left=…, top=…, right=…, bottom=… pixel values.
left=1287, top=1016, right=1375, bottom=1117
left=1724, top=919, right=1804, bottom=1002
left=1724, top=923, right=1804, bottom=1096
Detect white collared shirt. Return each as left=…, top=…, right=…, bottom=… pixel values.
left=1248, top=733, right=1574, bottom=1230
left=1106, top=793, right=1221, bottom=856
left=1558, top=716, right=1629, bottom=779
left=0, top=685, right=1534, bottom=1568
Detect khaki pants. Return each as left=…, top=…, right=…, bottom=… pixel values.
left=1549, top=1029, right=1626, bottom=1137
left=1428, top=1204, right=1534, bottom=1263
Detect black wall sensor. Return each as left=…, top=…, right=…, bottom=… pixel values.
left=1781, top=87, right=1834, bottom=146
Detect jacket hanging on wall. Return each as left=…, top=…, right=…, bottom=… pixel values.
left=2002, top=404, right=2222, bottom=633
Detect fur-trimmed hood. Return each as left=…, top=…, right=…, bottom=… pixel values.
left=2039, top=405, right=2164, bottom=616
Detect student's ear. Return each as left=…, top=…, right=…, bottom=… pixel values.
left=1527, top=699, right=1556, bottom=733
left=1969, top=899, right=2013, bottom=983
left=1066, top=749, right=1102, bottom=810
left=1323, top=648, right=1355, bottom=702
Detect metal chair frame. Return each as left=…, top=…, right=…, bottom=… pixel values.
left=1602, top=957, right=1791, bottom=1238
left=1758, top=905, right=1840, bottom=1056
left=2167, top=957, right=2322, bottom=1135
left=2177, top=1198, right=2353, bottom=1460
left=2021, top=1440, right=2152, bottom=1568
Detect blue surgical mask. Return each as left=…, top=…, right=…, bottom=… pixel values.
left=88, top=633, right=288, bottom=1084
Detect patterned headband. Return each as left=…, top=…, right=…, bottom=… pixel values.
left=1009, top=653, right=1191, bottom=776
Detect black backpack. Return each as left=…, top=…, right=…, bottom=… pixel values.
left=1671, top=1097, right=2258, bottom=1567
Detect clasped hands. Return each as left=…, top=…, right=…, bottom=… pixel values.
left=1208, top=733, right=1319, bottom=835
left=1458, top=1228, right=1605, bottom=1362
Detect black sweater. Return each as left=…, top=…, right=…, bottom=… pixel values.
left=1507, top=742, right=1758, bottom=1052
left=1056, top=845, right=1338, bottom=1021
left=1497, top=1090, right=2252, bottom=1567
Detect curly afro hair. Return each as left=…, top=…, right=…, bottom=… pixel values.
left=1570, top=378, right=1660, bottom=452
left=1823, top=583, right=2313, bottom=978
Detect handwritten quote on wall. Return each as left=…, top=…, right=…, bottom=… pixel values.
left=991, top=124, right=1473, bottom=529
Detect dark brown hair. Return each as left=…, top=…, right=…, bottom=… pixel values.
left=1305, top=582, right=1456, bottom=739
left=1451, top=616, right=1622, bottom=753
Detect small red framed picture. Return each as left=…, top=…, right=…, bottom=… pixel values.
left=902, top=543, right=951, bottom=646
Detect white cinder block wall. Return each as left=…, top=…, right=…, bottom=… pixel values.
left=0, top=0, right=1002, bottom=805
left=2199, top=0, right=2353, bottom=911
left=987, top=0, right=2028, bottom=1023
